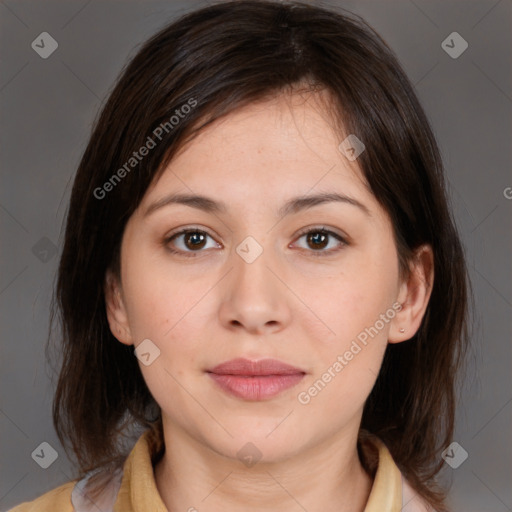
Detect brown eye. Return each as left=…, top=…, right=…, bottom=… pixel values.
left=306, top=231, right=329, bottom=250
left=183, top=231, right=207, bottom=250
left=165, top=229, right=219, bottom=256
left=294, top=227, right=347, bottom=256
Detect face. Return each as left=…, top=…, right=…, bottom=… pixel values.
left=105, top=92, right=432, bottom=463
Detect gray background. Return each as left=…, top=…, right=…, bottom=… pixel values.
left=1, top=0, right=511, bottom=510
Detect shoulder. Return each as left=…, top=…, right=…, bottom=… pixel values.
left=7, top=481, right=76, bottom=512
left=361, top=432, right=437, bottom=512
left=8, top=428, right=152, bottom=512
left=402, top=476, right=434, bottom=512
left=7, top=466, right=124, bottom=512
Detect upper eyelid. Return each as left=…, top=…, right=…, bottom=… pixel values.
left=166, top=226, right=218, bottom=242
left=166, top=225, right=346, bottom=239
left=294, top=225, right=347, bottom=240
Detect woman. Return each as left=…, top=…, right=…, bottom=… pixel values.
left=10, top=1, right=470, bottom=511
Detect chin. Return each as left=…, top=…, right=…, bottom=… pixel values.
left=205, top=426, right=308, bottom=465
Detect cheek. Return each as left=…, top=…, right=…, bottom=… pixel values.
left=300, top=243, right=398, bottom=399
left=307, top=255, right=398, bottom=346
left=296, top=319, right=389, bottom=420
left=122, top=268, right=211, bottom=388
left=120, top=248, right=199, bottom=339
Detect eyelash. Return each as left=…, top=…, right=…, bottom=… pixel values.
left=163, top=226, right=348, bottom=258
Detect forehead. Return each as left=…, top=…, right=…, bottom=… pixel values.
left=140, top=92, right=378, bottom=218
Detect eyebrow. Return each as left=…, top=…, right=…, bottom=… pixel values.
left=143, top=191, right=371, bottom=218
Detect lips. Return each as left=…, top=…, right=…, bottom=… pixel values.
left=209, top=358, right=305, bottom=376
left=207, top=358, right=306, bottom=401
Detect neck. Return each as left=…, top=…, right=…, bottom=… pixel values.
left=154, top=422, right=373, bottom=512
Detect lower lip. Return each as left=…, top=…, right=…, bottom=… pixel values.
left=208, top=373, right=305, bottom=401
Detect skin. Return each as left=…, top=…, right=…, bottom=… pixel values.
left=105, top=91, right=434, bottom=512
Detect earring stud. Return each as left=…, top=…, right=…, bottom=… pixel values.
left=399, top=328, right=405, bottom=333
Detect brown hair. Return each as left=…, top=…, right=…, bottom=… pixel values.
left=48, top=0, right=471, bottom=509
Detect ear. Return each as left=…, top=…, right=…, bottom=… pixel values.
left=388, top=244, right=434, bottom=344
left=104, top=269, right=134, bottom=346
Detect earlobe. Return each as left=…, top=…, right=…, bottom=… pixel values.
left=388, top=244, right=434, bottom=344
left=104, top=269, right=133, bottom=346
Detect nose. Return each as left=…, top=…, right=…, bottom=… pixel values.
left=218, top=239, right=292, bottom=335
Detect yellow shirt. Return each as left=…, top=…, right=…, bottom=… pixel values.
left=8, top=429, right=430, bottom=512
